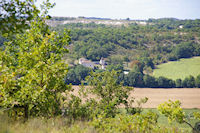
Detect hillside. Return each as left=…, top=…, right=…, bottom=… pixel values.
left=153, top=56, right=200, bottom=80
left=52, top=18, right=200, bottom=88
left=52, top=17, right=200, bottom=67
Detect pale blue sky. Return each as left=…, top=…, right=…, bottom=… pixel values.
left=36, top=0, right=200, bottom=20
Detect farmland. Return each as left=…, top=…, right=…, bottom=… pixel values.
left=131, top=88, right=200, bottom=108
left=71, top=86, right=200, bottom=109
left=153, top=56, right=200, bottom=80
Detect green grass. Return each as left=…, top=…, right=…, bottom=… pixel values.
left=142, top=108, right=200, bottom=132
left=153, top=56, right=200, bottom=80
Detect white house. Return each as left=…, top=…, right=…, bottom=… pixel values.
left=101, top=64, right=106, bottom=70
left=100, top=57, right=105, bottom=65
left=123, top=71, right=129, bottom=75
left=99, top=57, right=107, bottom=69
left=79, top=58, right=94, bottom=69
left=179, top=25, right=183, bottom=29
left=79, top=57, right=107, bottom=69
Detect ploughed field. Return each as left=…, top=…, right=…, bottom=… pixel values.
left=71, top=86, right=200, bottom=109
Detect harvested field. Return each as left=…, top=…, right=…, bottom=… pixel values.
left=132, top=88, right=200, bottom=108
left=71, top=86, right=200, bottom=109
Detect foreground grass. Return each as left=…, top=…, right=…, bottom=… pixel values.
left=0, top=115, right=95, bottom=133
left=1, top=108, right=199, bottom=133
left=153, top=56, right=200, bottom=80
left=142, top=108, right=200, bottom=132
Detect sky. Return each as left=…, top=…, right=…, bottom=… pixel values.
left=36, top=0, right=200, bottom=20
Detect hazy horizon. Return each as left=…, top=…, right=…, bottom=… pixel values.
left=36, top=0, right=200, bottom=20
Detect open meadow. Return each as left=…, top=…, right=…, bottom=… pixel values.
left=153, top=56, right=200, bottom=80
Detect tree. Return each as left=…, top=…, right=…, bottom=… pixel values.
left=195, top=75, right=200, bottom=88
left=65, top=65, right=92, bottom=85
left=175, top=79, right=182, bottom=88
left=143, top=75, right=157, bottom=88
left=0, top=1, right=70, bottom=119
left=182, top=75, right=195, bottom=88
left=85, top=70, right=134, bottom=118
left=158, top=100, right=200, bottom=132
left=126, top=71, right=144, bottom=87
left=156, top=76, right=175, bottom=88
left=106, top=64, right=123, bottom=72
left=173, top=42, right=194, bottom=59
left=0, top=0, right=40, bottom=34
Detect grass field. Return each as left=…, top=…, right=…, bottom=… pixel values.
left=152, top=56, right=200, bottom=80
left=142, top=108, right=200, bottom=132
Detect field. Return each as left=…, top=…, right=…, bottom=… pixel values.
left=152, top=56, right=200, bottom=80
left=71, top=86, right=200, bottom=109
left=132, top=88, right=200, bottom=108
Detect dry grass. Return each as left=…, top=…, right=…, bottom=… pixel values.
left=71, top=86, right=200, bottom=109
left=0, top=116, right=95, bottom=133
left=132, top=88, right=200, bottom=108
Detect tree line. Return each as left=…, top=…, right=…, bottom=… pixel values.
left=65, top=64, right=200, bottom=88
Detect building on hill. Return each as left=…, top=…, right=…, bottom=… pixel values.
left=79, top=58, right=94, bottom=69
left=100, top=57, right=105, bottom=65
left=79, top=57, right=107, bottom=69
left=99, top=57, right=107, bottom=69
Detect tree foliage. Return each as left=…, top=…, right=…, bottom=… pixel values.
left=0, top=1, right=70, bottom=119
left=0, top=0, right=39, bottom=34
left=158, top=100, right=200, bottom=132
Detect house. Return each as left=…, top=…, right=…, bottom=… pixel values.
left=79, top=57, right=107, bottom=69
left=101, top=64, right=106, bottom=70
left=79, top=58, right=94, bottom=69
left=123, top=71, right=129, bottom=75
left=99, top=57, right=107, bottom=69
left=179, top=25, right=183, bottom=29
left=99, top=57, right=105, bottom=65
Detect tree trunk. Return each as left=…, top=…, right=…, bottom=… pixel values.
left=24, top=105, right=28, bottom=120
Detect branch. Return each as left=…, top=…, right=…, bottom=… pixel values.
left=183, top=120, right=194, bottom=130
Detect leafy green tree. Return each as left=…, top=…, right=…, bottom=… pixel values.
left=175, top=79, right=182, bottom=88
left=85, top=70, right=134, bottom=118
left=0, top=2, right=70, bottom=119
left=65, top=65, right=92, bottom=85
left=0, top=0, right=40, bottom=34
left=126, top=71, right=144, bottom=87
left=195, top=75, right=200, bottom=88
left=157, top=76, right=175, bottom=88
left=158, top=100, right=200, bottom=132
left=143, top=75, right=157, bottom=88
left=182, top=75, right=195, bottom=88
left=106, top=64, right=123, bottom=72
left=173, top=42, right=194, bottom=59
